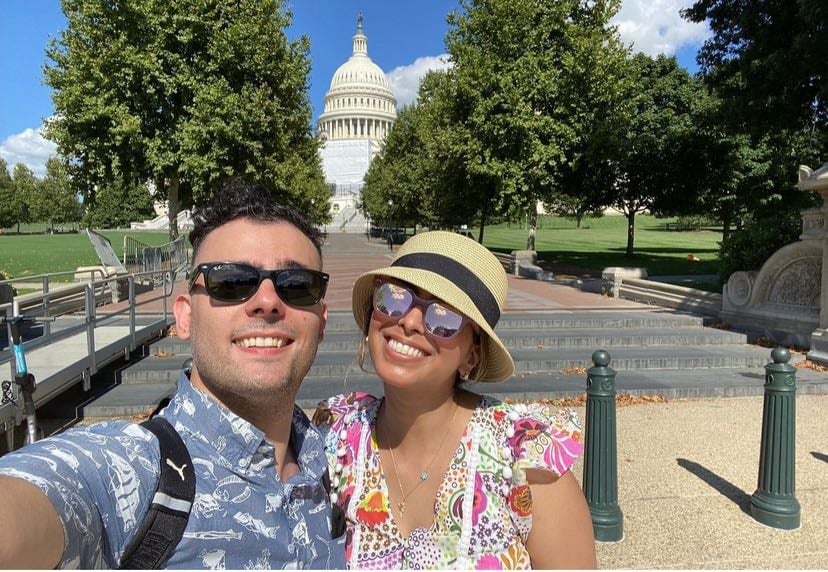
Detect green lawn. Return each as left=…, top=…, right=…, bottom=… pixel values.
left=0, top=230, right=171, bottom=282
left=483, top=215, right=722, bottom=277
left=1, top=215, right=723, bottom=284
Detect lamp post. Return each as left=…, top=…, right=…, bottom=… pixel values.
left=387, top=199, right=394, bottom=250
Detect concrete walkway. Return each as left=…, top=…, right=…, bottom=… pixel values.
left=575, top=394, right=828, bottom=569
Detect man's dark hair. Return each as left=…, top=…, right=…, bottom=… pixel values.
left=189, top=180, right=323, bottom=261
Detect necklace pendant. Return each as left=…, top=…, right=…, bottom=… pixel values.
left=419, top=471, right=429, bottom=482
left=398, top=500, right=406, bottom=514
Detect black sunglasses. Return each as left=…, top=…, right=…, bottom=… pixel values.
left=188, top=262, right=329, bottom=306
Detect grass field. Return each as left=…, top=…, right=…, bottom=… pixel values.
left=484, top=215, right=722, bottom=277
left=1, top=215, right=723, bottom=284
left=0, top=228, right=171, bottom=282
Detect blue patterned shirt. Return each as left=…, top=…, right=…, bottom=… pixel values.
left=0, top=373, right=346, bottom=569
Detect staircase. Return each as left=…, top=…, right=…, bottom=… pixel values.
left=77, top=310, right=828, bottom=417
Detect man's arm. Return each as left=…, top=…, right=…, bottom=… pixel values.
left=0, top=477, right=65, bottom=568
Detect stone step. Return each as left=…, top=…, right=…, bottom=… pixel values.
left=149, top=326, right=746, bottom=355
left=318, top=311, right=706, bottom=332
left=81, top=364, right=828, bottom=418
left=119, top=344, right=778, bottom=384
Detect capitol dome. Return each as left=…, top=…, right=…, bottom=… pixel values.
left=318, top=15, right=397, bottom=143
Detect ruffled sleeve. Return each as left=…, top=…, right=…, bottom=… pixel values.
left=313, top=393, right=379, bottom=457
left=505, top=403, right=584, bottom=485
left=312, top=392, right=380, bottom=508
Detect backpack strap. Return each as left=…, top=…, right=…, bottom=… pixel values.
left=119, top=417, right=195, bottom=569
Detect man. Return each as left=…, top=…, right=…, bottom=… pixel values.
left=0, top=181, right=346, bottom=568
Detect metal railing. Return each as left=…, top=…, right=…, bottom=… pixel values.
left=0, top=269, right=109, bottom=338
left=124, top=236, right=189, bottom=280
left=1, top=268, right=179, bottom=447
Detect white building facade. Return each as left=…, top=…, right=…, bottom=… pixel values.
left=318, top=15, right=396, bottom=231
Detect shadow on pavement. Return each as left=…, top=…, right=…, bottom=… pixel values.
left=811, top=451, right=828, bottom=464
left=676, top=458, right=752, bottom=516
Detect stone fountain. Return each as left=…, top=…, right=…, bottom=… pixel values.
left=721, top=163, right=828, bottom=363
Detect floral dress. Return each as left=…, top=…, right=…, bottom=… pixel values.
left=314, top=393, right=584, bottom=569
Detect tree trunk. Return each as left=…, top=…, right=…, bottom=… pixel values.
left=721, top=211, right=732, bottom=243
left=477, top=202, right=488, bottom=244
left=625, top=211, right=636, bottom=257
left=167, top=174, right=181, bottom=241
left=576, top=213, right=583, bottom=229
left=526, top=207, right=537, bottom=250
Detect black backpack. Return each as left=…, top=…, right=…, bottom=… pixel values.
left=119, top=417, right=195, bottom=569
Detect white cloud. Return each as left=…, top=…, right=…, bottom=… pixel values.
left=611, top=0, right=711, bottom=57
left=0, top=127, right=57, bottom=178
left=387, top=54, right=452, bottom=109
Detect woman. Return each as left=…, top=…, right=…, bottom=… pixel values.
left=314, top=231, right=596, bottom=569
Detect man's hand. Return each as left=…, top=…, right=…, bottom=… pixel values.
left=0, top=477, right=64, bottom=568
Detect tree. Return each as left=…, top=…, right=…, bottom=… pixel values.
left=682, top=0, right=827, bottom=153
left=0, top=159, right=13, bottom=229
left=11, top=164, right=38, bottom=233
left=362, top=70, right=481, bottom=232
left=444, top=0, right=632, bottom=244
left=35, top=158, right=82, bottom=232
left=45, top=0, right=328, bottom=239
left=543, top=192, right=604, bottom=229
left=581, top=54, right=707, bottom=256
left=82, top=180, right=155, bottom=229
left=363, top=105, right=429, bottom=229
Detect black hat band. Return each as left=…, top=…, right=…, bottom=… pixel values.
left=392, top=253, right=501, bottom=328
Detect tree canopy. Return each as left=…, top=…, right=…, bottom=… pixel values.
left=45, top=0, right=330, bottom=238
left=683, top=0, right=827, bottom=150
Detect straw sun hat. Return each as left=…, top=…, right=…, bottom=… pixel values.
left=352, top=231, right=515, bottom=382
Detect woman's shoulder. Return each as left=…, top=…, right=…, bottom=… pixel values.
left=476, top=394, right=584, bottom=478
left=312, top=392, right=381, bottom=430
left=478, top=395, right=581, bottom=434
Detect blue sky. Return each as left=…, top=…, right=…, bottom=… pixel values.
left=0, top=0, right=709, bottom=177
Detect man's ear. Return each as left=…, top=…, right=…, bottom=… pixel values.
left=173, top=294, right=193, bottom=341
left=318, top=301, right=328, bottom=343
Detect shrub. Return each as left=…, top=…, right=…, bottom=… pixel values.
left=675, top=215, right=716, bottom=229
left=718, top=212, right=802, bottom=282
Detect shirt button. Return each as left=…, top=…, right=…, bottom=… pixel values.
left=239, top=458, right=249, bottom=467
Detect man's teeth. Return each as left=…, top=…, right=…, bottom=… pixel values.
left=387, top=338, right=425, bottom=357
left=236, top=337, right=287, bottom=348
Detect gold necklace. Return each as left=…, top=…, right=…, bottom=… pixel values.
left=381, top=400, right=460, bottom=515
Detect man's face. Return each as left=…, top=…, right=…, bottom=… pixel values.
left=174, top=218, right=327, bottom=408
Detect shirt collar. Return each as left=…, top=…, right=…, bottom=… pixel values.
left=166, top=372, right=326, bottom=478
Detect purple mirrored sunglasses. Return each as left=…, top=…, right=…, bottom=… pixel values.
left=372, top=280, right=469, bottom=340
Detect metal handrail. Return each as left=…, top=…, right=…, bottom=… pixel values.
left=0, top=268, right=107, bottom=286
left=4, top=268, right=180, bottom=385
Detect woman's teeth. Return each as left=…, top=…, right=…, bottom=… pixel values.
left=387, top=338, right=425, bottom=357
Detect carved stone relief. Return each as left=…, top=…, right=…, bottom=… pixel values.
left=768, top=259, right=821, bottom=308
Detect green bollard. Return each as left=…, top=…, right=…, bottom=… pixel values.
left=750, top=347, right=801, bottom=530
left=582, top=349, right=624, bottom=542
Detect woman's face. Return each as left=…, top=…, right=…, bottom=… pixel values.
left=367, top=280, right=479, bottom=391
